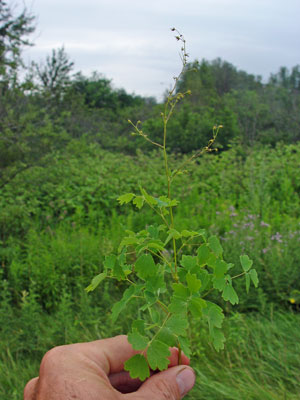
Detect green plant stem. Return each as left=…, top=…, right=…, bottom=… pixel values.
left=157, top=300, right=169, bottom=314
left=163, top=101, right=179, bottom=281
left=232, top=272, right=246, bottom=280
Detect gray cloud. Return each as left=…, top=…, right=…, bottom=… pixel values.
left=23, top=0, right=300, bottom=99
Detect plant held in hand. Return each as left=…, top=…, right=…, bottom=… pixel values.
left=86, top=28, right=258, bottom=381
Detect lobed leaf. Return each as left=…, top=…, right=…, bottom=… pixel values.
left=203, top=301, right=224, bottom=330
left=208, top=236, right=223, bottom=257
left=117, top=193, right=135, bottom=205
left=210, top=328, right=226, bottom=352
left=222, top=284, right=239, bottom=305
left=240, top=255, right=253, bottom=272
left=214, top=259, right=228, bottom=279
left=188, top=297, right=207, bottom=318
left=124, top=354, right=150, bottom=381
left=181, top=255, right=198, bottom=271
left=186, top=272, right=202, bottom=293
left=133, top=196, right=144, bottom=209
left=135, top=253, right=157, bottom=280
left=128, top=330, right=149, bottom=351
left=166, top=314, right=188, bottom=336
left=147, top=339, right=170, bottom=371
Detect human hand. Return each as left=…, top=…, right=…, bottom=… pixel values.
left=24, top=335, right=195, bottom=400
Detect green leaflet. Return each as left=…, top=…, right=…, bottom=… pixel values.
left=214, top=259, right=228, bottom=279
left=172, top=283, right=190, bottom=300
left=178, top=336, right=191, bottom=358
left=85, top=272, right=107, bottom=293
left=181, top=229, right=199, bottom=237
left=210, top=328, right=226, bottom=352
left=249, top=269, right=259, bottom=287
left=181, top=255, right=198, bottom=271
left=168, top=296, right=187, bottom=315
left=117, top=193, right=135, bottom=205
left=197, top=244, right=211, bottom=266
left=147, top=339, right=170, bottom=370
left=140, top=187, right=157, bottom=205
left=124, top=354, right=150, bottom=381
left=156, top=328, right=177, bottom=347
left=104, top=254, right=117, bottom=270
left=208, top=235, right=223, bottom=257
left=166, top=314, right=188, bottom=336
left=186, top=272, right=202, bottom=293
left=132, top=319, right=146, bottom=335
left=203, top=301, right=224, bottom=330
left=133, top=196, right=144, bottom=209
left=213, top=276, right=226, bottom=291
left=222, top=284, right=239, bottom=305
left=188, top=297, right=207, bottom=318
left=245, top=268, right=258, bottom=293
left=240, top=254, right=253, bottom=272
left=135, top=254, right=156, bottom=280
left=111, top=285, right=138, bottom=322
left=128, top=330, right=149, bottom=351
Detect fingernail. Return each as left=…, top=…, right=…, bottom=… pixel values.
left=176, top=368, right=195, bottom=396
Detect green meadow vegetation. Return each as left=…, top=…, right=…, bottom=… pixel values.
left=1, top=2, right=300, bottom=399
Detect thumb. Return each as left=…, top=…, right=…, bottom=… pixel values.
left=129, top=366, right=195, bottom=400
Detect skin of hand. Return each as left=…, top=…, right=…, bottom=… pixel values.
left=24, top=335, right=195, bottom=400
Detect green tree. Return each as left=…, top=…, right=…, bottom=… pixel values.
left=0, top=0, right=35, bottom=84
left=32, top=46, right=74, bottom=100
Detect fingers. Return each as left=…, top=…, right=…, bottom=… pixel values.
left=168, top=347, right=190, bottom=367
left=23, top=377, right=38, bottom=400
left=80, top=336, right=190, bottom=376
left=109, top=371, right=144, bottom=393
left=127, top=366, right=195, bottom=400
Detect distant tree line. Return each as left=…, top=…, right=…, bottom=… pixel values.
left=1, top=0, right=300, bottom=188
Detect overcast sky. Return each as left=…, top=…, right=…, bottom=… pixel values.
left=23, top=0, right=300, bottom=100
